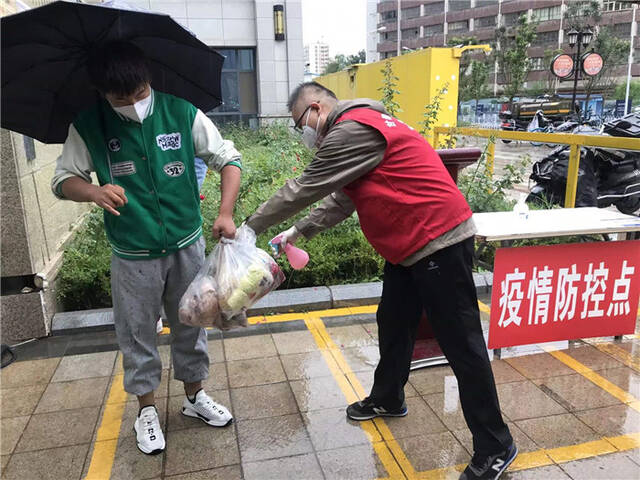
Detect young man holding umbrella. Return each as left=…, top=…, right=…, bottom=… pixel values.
left=51, top=42, right=241, bottom=455
left=245, top=82, right=517, bottom=480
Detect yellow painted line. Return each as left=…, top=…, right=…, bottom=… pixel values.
left=542, top=347, right=640, bottom=413
left=477, top=301, right=490, bottom=315
left=606, top=432, right=640, bottom=450
left=160, top=326, right=170, bottom=335
left=85, top=370, right=128, bottom=479
left=509, top=450, right=554, bottom=471
left=546, top=439, right=617, bottom=464
left=303, top=314, right=414, bottom=479
left=585, top=341, right=640, bottom=373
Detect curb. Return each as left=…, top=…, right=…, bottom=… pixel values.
left=51, top=273, right=494, bottom=335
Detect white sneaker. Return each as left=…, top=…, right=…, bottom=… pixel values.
left=182, top=389, right=233, bottom=427
left=156, top=318, right=164, bottom=334
left=134, top=405, right=165, bottom=455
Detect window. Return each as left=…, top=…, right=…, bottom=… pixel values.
left=381, top=10, right=397, bottom=21
left=209, top=48, right=257, bottom=125
left=402, top=6, right=420, bottom=19
left=448, top=20, right=469, bottom=33
left=423, top=1, right=445, bottom=16
left=532, top=30, right=558, bottom=46
left=450, top=0, right=471, bottom=11
left=530, top=57, right=545, bottom=71
left=603, top=1, right=632, bottom=12
left=475, top=16, right=496, bottom=28
left=402, top=27, right=420, bottom=40
left=383, top=30, right=398, bottom=41
left=614, top=23, right=632, bottom=38
left=424, top=23, right=444, bottom=35
left=532, top=6, right=561, bottom=22
left=475, top=0, right=496, bottom=7
left=503, top=12, right=524, bottom=27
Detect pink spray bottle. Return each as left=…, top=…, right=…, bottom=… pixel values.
left=269, top=234, right=309, bottom=270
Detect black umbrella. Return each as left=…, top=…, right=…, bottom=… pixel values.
left=1, top=0, right=224, bottom=144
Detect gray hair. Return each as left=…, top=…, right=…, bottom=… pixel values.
left=287, top=82, right=337, bottom=111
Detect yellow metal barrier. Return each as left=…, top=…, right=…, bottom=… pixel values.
left=433, top=126, right=640, bottom=208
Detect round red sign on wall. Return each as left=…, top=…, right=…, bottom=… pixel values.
left=582, top=52, right=604, bottom=76
left=551, top=54, right=574, bottom=79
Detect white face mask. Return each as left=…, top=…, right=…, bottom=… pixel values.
left=301, top=108, right=318, bottom=149
left=110, top=93, right=151, bottom=123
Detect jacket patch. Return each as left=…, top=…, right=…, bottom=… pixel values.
left=163, top=161, right=185, bottom=177
left=111, top=161, right=136, bottom=177
left=108, top=137, right=121, bottom=152
left=156, top=132, right=182, bottom=151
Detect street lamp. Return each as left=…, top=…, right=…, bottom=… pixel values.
left=568, top=28, right=593, bottom=120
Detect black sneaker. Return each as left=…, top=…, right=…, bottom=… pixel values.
left=346, top=398, right=408, bottom=421
left=459, top=443, right=518, bottom=480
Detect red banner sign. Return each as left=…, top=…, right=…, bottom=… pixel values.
left=582, top=52, right=604, bottom=76
left=488, top=241, right=640, bottom=349
left=551, top=54, right=574, bottom=79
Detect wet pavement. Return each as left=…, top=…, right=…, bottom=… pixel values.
left=1, top=302, right=639, bottom=479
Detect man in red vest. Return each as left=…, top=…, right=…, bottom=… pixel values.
left=246, top=82, right=516, bottom=480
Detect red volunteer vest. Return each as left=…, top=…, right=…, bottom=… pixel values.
left=336, top=108, right=472, bottom=264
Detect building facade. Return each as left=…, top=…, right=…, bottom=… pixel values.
left=304, top=41, right=331, bottom=76
left=374, top=0, right=639, bottom=93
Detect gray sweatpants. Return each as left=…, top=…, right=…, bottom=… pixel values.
left=111, top=237, right=209, bottom=396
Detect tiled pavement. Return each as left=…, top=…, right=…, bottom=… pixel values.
left=1, top=304, right=639, bottom=480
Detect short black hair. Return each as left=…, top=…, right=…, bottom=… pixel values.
left=287, top=82, right=337, bottom=112
left=87, top=41, right=151, bottom=96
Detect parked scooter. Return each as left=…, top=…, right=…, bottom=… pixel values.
left=526, top=113, right=640, bottom=215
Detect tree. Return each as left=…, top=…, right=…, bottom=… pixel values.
left=323, top=50, right=366, bottom=74
left=493, top=14, right=538, bottom=104
left=583, top=27, right=629, bottom=101
left=378, top=59, right=401, bottom=116
left=542, top=47, right=563, bottom=94
left=465, top=60, right=490, bottom=118
left=614, top=80, right=640, bottom=102
left=564, top=0, right=601, bottom=31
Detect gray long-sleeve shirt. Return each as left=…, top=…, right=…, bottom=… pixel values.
left=246, top=99, right=475, bottom=266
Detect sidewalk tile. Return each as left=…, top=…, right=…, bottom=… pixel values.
left=515, top=413, right=600, bottom=449
left=563, top=344, right=626, bottom=370
left=384, top=396, right=447, bottom=439
left=396, top=431, right=469, bottom=471
left=0, top=358, right=59, bottom=389
left=166, top=390, right=230, bottom=431
left=452, top=422, right=538, bottom=456
left=207, top=339, right=225, bottom=364
left=0, top=384, right=46, bottom=418
left=164, top=465, right=242, bottom=479
left=243, top=453, right=324, bottom=480
left=505, top=353, right=576, bottom=379
left=2, top=444, right=88, bottom=480
left=280, top=351, right=333, bottom=380
left=316, top=444, right=388, bottom=480
left=409, top=364, right=456, bottom=395
left=35, top=376, right=109, bottom=413
left=534, top=373, right=622, bottom=411
left=325, top=325, right=378, bottom=348
left=271, top=330, right=319, bottom=355
left=1, top=455, right=9, bottom=470
left=575, top=404, right=640, bottom=436
left=290, top=376, right=347, bottom=412
left=424, top=391, right=470, bottom=431
left=302, top=407, right=373, bottom=451
left=353, top=369, right=419, bottom=398
left=507, top=464, right=572, bottom=479
left=51, top=351, right=116, bottom=382
left=164, top=426, right=239, bottom=476
left=497, top=381, right=567, bottom=420
left=15, top=407, right=99, bottom=452
left=226, top=356, right=286, bottom=388
left=0, top=416, right=30, bottom=455
left=236, top=413, right=313, bottom=462
left=491, top=359, right=527, bottom=384
left=593, top=367, right=640, bottom=398
left=224, top=335, right=277, bottom=361
left=169, top=368, right=227, bottom=396
left=230, top=382, right=298, bottom=420
left=341, top=345, right=380, bottom=372
left=109, top=434, right=163, bottom=480
left=559, top=451, right=640, bottom=479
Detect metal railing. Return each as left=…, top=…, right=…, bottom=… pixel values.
left=433, top=126, right=640, bottom=208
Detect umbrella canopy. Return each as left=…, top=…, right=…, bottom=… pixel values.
left=1, top=0, right=224, bottom=144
